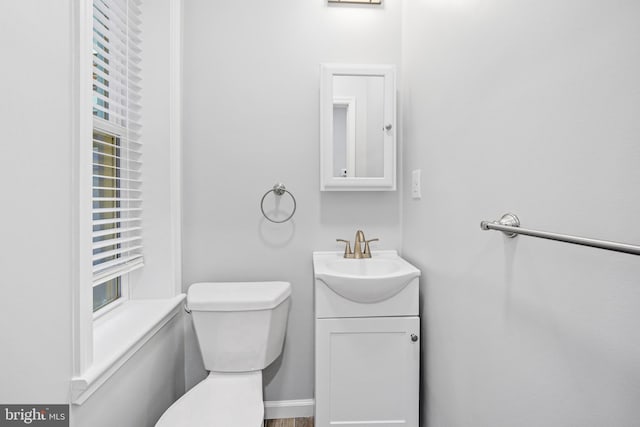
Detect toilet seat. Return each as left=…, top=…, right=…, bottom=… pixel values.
left=155, top=371, right=264, bottom=427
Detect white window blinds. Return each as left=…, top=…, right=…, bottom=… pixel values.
left=92, top=0, right=143, bottom=288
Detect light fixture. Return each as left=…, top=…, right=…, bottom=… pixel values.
left=328, top=0, right=382, bottom=4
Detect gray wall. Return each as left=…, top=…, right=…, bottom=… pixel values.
left=0, top=0, right=73, bottom=403
left=182, top=0, right=403, bottom=400
left=401, top=1, right=640, bottom=426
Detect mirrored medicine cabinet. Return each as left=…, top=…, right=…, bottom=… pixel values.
left=320, top=64, right=396, bottom=191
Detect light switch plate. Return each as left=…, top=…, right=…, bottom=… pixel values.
left=411, top=169, right=421, bottom=199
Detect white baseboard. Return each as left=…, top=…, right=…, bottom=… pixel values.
left=264, top=399, right=315, bottom=419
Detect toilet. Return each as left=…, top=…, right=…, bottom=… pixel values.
left=156, top=281, right=292, bottom=427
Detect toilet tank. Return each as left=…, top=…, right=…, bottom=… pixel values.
left=187, top=281, right=291, bottom=372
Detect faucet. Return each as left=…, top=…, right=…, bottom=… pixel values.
left=336, top=230, right=379, bottom=259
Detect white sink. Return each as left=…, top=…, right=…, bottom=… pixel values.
left=313, top=251, right=421, bottom=303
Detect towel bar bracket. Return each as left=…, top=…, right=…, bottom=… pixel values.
left=481, top=213, right=520, bottom=237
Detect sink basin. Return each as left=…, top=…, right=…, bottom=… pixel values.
left=313, top=251, right=421, bottom=303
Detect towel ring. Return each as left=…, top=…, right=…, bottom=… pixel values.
left=260, top=183, right=297, bottom=223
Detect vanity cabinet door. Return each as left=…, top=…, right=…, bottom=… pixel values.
left=315, top=316, right=419, bottom=427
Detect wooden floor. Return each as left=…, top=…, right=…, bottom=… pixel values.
left=264, top=417, right=314, bottom=427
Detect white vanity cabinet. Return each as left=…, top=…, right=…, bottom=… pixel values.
left=313, top=251, right=421, bottom=427
left=315, top=317, right=419, bottom=427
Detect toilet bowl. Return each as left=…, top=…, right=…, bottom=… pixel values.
left=156, top=281, right=291, bottom=427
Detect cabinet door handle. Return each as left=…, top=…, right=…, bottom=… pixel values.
left=410, top=334, right=419, bottom=342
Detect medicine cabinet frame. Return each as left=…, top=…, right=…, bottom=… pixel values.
left=320, top=63, right=396, bottom=191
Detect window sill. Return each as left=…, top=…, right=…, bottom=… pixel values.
left=71, top=294, right=186, bottom=405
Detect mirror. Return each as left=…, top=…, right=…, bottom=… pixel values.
left=320, top=64, right=396, bottom=191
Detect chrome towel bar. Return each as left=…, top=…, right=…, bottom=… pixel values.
left=481, top=213, right=640, bottom=256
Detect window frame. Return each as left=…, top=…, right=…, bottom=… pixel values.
left=90, top=0, right=144, bottom=313
left=71, top=0, right=148, bottom=378
left=71, top=0, right=184, bottom=403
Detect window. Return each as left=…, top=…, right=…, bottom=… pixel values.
left=92, top=0, right=143, bottom=312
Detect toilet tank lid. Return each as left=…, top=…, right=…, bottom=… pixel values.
left=187, top=281, right=291, bottom=312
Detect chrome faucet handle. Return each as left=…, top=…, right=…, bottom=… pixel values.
left=336, top=239, right=354, bottom=258
left=363, top=238, right=379, bottom=256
